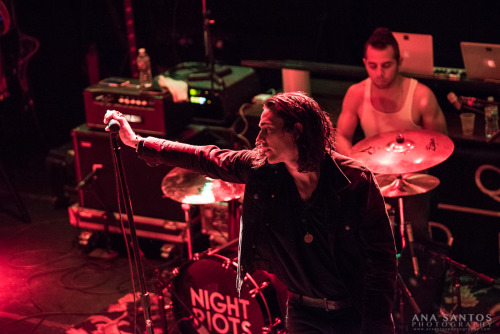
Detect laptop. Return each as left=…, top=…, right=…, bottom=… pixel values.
left=460, top=42, right=500, bottom=81
left=392, top=32, right=434, bottom=76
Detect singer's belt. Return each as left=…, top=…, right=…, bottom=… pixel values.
left=288, top=292, right=352, bottom=311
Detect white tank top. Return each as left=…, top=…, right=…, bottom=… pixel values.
left=359, top=78, right=421, bottom=138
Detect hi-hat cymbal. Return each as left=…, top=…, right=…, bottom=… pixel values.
left=161, top=168, right=244, bottom=205
left=376, top=173, right=440, bottom=198
left=350, top=130, right=454, bottom=174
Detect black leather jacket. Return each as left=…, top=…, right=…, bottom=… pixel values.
left=138, top=137, right=397, bottom=334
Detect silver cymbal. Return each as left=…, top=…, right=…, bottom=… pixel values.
left=161, top=167, right=244, bottom=204
left=376, top=173, right=440, bottom=198
left=351, top=130, right=454, bottom=174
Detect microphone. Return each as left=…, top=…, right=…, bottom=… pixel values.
left=461, top=96, right=499, bottom=108
left=448, top=92, right=499, bottom=108
left=76, top=164, right=103, bottom=189
left=446, top=92, right=462, bottom=110
left=447, top=92, right=484, bottom=115
left=107, top=118, right=121, bottom=133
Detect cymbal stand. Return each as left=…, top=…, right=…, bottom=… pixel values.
left=154, top=268, right=169, bottom=334
left=181, top=203, right=194, bottom=260
left=393, top=175, right=420, bottom=277
left=108, top=130, right=154, bottom=334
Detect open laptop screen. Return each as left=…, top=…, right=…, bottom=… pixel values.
left=460, top=42, right=500, bottom=81
left=392, top=32, right=434, bottom=76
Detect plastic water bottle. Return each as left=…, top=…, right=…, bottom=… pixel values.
left=137, top=48, right=152, bottom=90
left=484, top=96, right=498, bottom=139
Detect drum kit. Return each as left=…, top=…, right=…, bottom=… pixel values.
left=159, top=168, right=284, bottom=333
left=352, top=130, right=497, bottom=333
left=157, top=129, right=495, bottom=333
left=161, top=167, right=244, bottom=259
left=350, top=130, right=455, bottom=332
left=351, top=129, right=454, bottom=278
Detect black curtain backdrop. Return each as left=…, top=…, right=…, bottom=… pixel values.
left=1, top=0, right=499, bottom=153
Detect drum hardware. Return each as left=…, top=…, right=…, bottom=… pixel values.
left=350, top=129, right=454, bottom=175
left=418, top=249, right=497, bottom=334
left=375, top=173, right=440, bottom=199
left=206, top=238, right=239, bottom=257
left=161, top=167, right=245, bottom=259
left=161, top=167, right=245, bottom=205
left=377, top=174, right=440, bottom=278
left=430, top=249, right=494, bottom=316
left=352, top=130, right=455, bottom=278
left=181, top=203, right=195, bottom=260
left=352, top=130, right=457, bottom=333
left=376, top=173, right=442, bottom=277
left=156, top=249, right=285, bottom=334
left=249, top=281, right=270, bottom=298
left=377, top=173, right=438, bottom=278
left=154, top=268, right=169, bottom=334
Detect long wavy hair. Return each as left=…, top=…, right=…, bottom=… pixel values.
left=252, top=92, right=336, bottom=172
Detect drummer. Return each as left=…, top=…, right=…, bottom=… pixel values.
left=335, top=27, right=447, bottom=242
left=104, top=92, right=397, bottom=334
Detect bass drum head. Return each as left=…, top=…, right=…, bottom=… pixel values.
left=171, top=254, right=278, bottom=334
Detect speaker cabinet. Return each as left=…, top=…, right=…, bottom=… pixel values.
left=71, top=124, right=184, bottom=222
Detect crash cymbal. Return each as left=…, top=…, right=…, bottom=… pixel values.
left=350, top=130, right=454, bottom=174
left=211, top=179, right=245, bottom=202
left=376, top=173, right=440, bottom=198
left=161, top=167, right=244, bottom=205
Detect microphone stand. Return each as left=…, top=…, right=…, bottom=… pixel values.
left=396, top=272, right=421, bottom=334
left=202, top=0, right=215, bottom=90
left=109, top=129, right=154, bottom=334
left=196, top=0, right=228, bottom=98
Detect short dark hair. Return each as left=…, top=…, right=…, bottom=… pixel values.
left=253, top=92, right=335, bottom=172
left=364, top=27, right=400, bottom=61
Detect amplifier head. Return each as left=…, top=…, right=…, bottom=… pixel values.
left=84, top=78, right=192, bottom=137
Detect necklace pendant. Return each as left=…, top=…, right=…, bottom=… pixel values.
left=304, top=233, right=314, bottom=243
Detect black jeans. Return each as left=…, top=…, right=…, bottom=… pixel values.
left=286, top=299, right=362, bottom=334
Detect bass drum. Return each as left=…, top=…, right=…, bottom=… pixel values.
left=171, top=252, right=284, bottom=334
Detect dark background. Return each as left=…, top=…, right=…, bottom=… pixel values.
left=2, top=0, right=500, bottom=155
left=1, top=0, right=499, bottom=277
left=0, top=3, right=499, bottom=331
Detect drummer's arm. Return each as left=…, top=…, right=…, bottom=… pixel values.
left=336, top=85, right=362, bottom=156
left=416, top=84, right=448, bottom=135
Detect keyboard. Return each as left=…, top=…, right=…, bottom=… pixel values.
left=433, top=67, right=466, bottom=81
